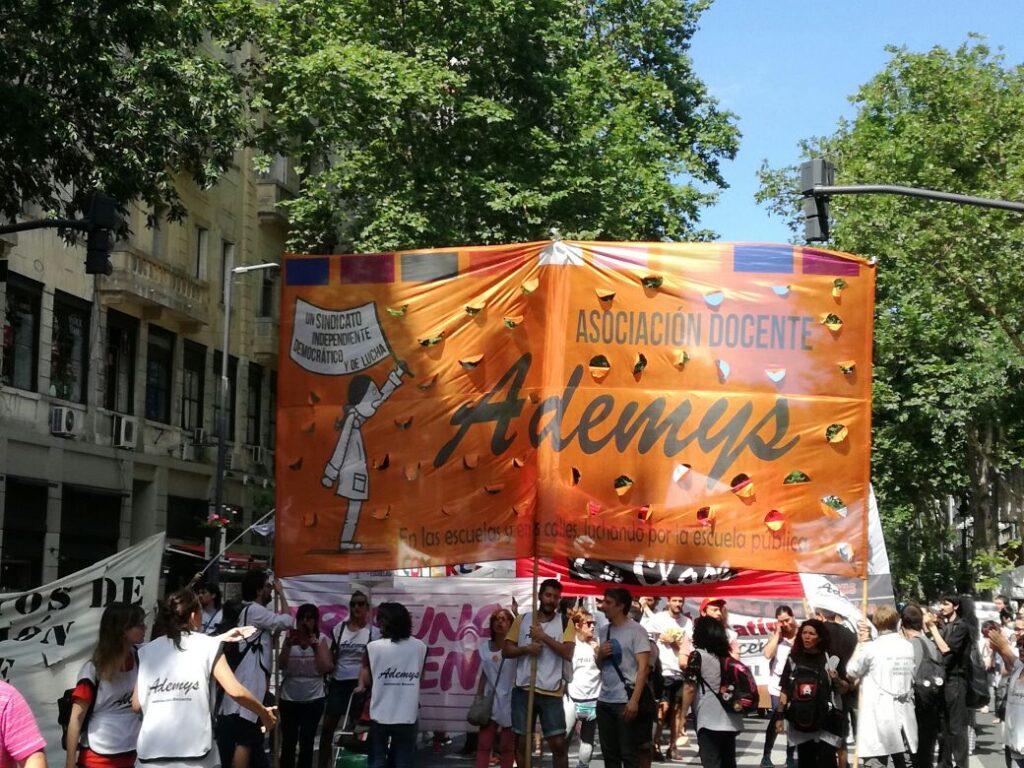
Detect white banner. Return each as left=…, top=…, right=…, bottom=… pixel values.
left=280, top=575, right=533, bottom=731
left=289, top=299, right=393, bottom=375
left=0, top=533, right=165, bottom=749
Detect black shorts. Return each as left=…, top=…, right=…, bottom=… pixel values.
left=218, top=713, right=264, bottom=749
left=660, top=677, right=684, bottom=707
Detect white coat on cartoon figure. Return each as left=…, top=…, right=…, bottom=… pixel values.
left=321, top=365, right=404, bottom=550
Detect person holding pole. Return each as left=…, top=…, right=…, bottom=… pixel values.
left=503, top=578, right=575, bottom=768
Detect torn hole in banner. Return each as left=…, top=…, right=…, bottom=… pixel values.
left=418, top=332, right=445, bottom=347
left=672, top=464, right=691, bottom=484
left=372, top=454, right=390, bottom=470
left=697, top=506, right=715, bottom=527
left=459, top=354, right=484, bottom=370
left=484, top=483, right=504, bottom=495
left=394, top=416, right=413, bottom=430
left=765, top=367, right=786, bottom=384
left=595, top=288, right=616, bottom=302
left=825, top=423, right=848, bottom=444
left=571, top=467, right=582, bottom=486
left=730, top=473, right=755, bottom=499
left=303, top=512, right=317, bottom=526
left=821, top=313, right=843, bottom=333
left=463, top=454, right=478, bottom=469
left=301, top=422, right=315, bottom=434
left=404, top=463, right=420, bottom=481
left=674, top=350, right=690, bottom=370
left=521, top=277, right=539, bottom=294
left=705, top=291, right=725, bottom=308
left=641, top=275, right=664, bottom=291
left=587, top=500, right=602, bottom=517
left=416, top=374, right=437, bottom=391
left=838, top=360, right=856, bottom=376
left=372, top=506, right=391, bottom=520
left=836, top=542, right=855, bottom=562
left=832, top=278, right=847, bottom=300
left=387, top=304, right=409, bottom=317
left=512, top=456, right=527, bottom=468
left=503, top=315, right=524, bottom=329
left=465, top=300, right=485, bottom=316
left=633, top=353, right=648, bottom=379
left=783, top=470, right=810, bottom=484
left=716, top=359, right=731, bottom=382
left=821, top=495, right=848, bottom=519
left=589, top=354, right=611, bottom=382
left=614, top=475, right=634, bottom=497
left=288, top=457, right=303, bottom=470
left=771, top=285, right=791, bottom=297
left=635, top=505, right=653, bottom=523
left=764, top=509, right=786, bottom=532
left=308, top=391, right=320, bottom=405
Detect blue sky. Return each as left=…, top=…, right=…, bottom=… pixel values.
left=689, top=1, right=1024, bottom=243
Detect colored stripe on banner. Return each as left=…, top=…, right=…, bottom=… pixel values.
left=802, top=248, right=861, bottom=276
left=733, top=245, right=794, bottom=274
left=466, top=248, right=527, bottom=276
left=590, top=244, right=650, bottom=270
left=339, top=253, right=396, bottom=284
left=285, top=258, right=329, bottom=286
left=401, top=252, right=459, bottom=282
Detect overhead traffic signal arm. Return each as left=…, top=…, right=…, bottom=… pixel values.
left=799, top=159, right=1024, bottom=243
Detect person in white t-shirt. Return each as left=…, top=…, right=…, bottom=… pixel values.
left=474, top=609, right=517, bottom=768
left=279, top=604, right=332, bottom=768
left=564, top=609, right=601, bottom=768
left=760, top=605, right=797, bottom=768
left=198, top=583, right=223, bottom=636
left=65, top=602, right=147, bottom=768
left=218, top=571, right=293, bottom=768
left=133, top=588, right=276, bottom=768
left=503, top=578, right=576, bottom=768
left=318, top=591, right=379, bottom=768
left=356, top=602, right=427, bottom=768
left=641, top=597, right=692, bottom=760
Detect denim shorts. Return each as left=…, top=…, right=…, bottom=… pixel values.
left=511, top=687, right=567, bottom=737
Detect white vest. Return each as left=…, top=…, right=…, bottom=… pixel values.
left=366, top=637, right=427, bottom=725
left=76, top=660, right=140, bottom=755
left=136, top=633, right=221, bottom=761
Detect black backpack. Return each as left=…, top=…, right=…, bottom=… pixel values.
left=786, top=662, right=833, bottom=732
left=57, top=687, right=93, bottom=751
left=965, top=638, right=990, bottom=709
left=912, top=636, right=946, bottom=712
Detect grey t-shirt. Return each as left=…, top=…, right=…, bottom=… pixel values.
left=598, top=619, right=651, bottom=704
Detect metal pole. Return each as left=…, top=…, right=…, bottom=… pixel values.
left=210, top=259, right=234, bottom=587
left=812, top=183, right=1024, bottom=213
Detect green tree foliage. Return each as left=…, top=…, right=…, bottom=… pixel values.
left=251, top=0, right=739, bottom=252
left=0, top=0, right=255, bottom=222
left=757, top=40, right=1024, bottom=599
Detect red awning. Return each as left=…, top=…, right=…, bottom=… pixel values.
left=166, top=542, right=267, bottom=568
left=516, top=558, right=804, bottom=599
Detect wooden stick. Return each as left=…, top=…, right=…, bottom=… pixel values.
left=523, top=555, right=540, bottom=768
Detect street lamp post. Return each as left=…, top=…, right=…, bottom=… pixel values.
left=209, top=262, right=281, bottom=586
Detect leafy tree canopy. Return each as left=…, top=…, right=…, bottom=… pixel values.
left=757, top=39, right=1024, bottom=598
left=0, top=0, right=255, bottom=222
left=251, top=0, right=740, bottom=252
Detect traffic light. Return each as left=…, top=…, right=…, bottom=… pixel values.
left=84, top=193, right=118, bottom=276
left=800, top=159, right=835, bottom=242
left=85, top=228, right=113, bottom=275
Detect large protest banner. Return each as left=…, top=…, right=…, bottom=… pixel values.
left=277, top=242, right=874, bottom=577
left=280, top=576, right=533, bottom=731
left=0, top=534, right=165, bottom=748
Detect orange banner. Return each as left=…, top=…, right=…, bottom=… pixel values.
left=276, top=242, right=874, bottom=578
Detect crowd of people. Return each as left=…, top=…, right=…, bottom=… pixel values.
left=4, top=576, right=1024, bottom=768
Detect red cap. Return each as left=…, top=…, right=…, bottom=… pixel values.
left=699, top=597, right=726, bottom=614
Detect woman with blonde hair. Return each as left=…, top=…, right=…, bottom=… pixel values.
left=564, top=609, right=601, bottom=768
left=474, top=608, right=517, bottom=768
left=65, top=602, right=147, bottom=768
left=132, top=588, right=277, bottom=768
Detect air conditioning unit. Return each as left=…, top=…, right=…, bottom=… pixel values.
left=50, top=406, right=76, bottom=437
left=112, top=415, right=137, bottom=449
left=178, top=442, right=196, bottom=461
left=193, top=427, right=207, bottom=445
left=225, top=452, right=238, bottom=471
left=248, top=445, right=265, bottom=468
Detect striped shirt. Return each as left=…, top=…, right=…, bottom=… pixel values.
left=0, top=682, right=45, bottom=768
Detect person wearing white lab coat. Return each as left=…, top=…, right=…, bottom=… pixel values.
left=845, top=605, right=917, bottom=768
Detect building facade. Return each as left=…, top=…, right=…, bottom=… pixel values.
left=0, top=152, right=295, bottom=591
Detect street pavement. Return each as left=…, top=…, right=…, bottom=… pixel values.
left=405, top=711, right=1006, bottom=768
